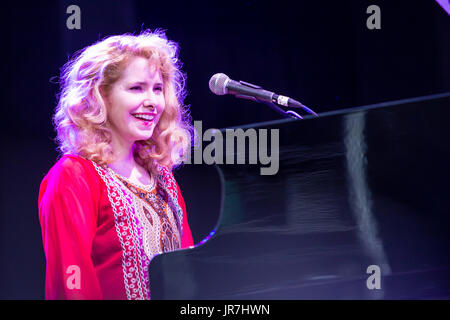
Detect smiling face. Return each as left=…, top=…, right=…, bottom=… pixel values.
left=103, top=56, right=166, bottom=152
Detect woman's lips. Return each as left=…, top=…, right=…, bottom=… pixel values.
left=131, top=113, right=156, bottom=126
left=134, top=117, right=153, bottom=126
left=132, top=113, right=156, bottom=121
left=132, top=114, right=156, bottom=127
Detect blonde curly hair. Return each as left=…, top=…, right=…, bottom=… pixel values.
left=53, top=29, right=193, bottom=174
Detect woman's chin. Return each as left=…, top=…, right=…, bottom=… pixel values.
left=136, top=132, right=154, bottom=142
left=127, top=127, right=154, bottom=142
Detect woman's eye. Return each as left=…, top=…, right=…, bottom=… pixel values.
left=154, top=86, right=163, bottom=92
left=130, top=86, right=142, bottom=91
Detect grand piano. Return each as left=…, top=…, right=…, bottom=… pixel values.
left=149, top=92, right=450, bottom=299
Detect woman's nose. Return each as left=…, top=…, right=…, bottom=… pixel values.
left=142, top=99, right=155, bottom=110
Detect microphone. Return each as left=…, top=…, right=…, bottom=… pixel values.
left=208, top=73, right=316, bottom=115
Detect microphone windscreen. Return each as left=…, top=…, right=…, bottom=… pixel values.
left=209, top=73, right=229, bottom=95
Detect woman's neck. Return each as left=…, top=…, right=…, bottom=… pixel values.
left=108, top=153, right=137, bottom=177
left=108, top=142, right=153, bottom=186
left=108, top=134, right=138, bottom=174
left=109, top=134, right=132, bottom=163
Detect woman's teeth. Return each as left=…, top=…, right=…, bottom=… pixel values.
left=133, top=114, right=154, bottom=121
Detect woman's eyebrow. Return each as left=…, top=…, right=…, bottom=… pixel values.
left=129, top=80, right=148, bottom=86
left=128, top=80, right=163, bottom=87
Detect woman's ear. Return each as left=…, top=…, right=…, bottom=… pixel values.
left=98, top=86, right=111, bottom=111
left=94, top=86, right=110, bottom=124
left=99, top=86, right=107, bottom=102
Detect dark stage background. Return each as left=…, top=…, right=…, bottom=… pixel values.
left=1, top=0, right=449, bottom=299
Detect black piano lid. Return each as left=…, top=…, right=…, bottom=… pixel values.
left=151, top=92, right=450, bottom=300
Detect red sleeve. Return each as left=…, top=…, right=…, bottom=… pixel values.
left=176, top=183, right=194, bottom=248
left=38, top=155, right=103, bottom=300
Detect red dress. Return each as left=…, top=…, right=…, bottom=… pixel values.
left=38, top=154, right=194, bottom=300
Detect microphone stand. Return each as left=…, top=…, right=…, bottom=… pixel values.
left=260, top=100, right=318, bottom=120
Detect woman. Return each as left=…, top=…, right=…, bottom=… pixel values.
left=38, top=30, right=195, bottom=300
